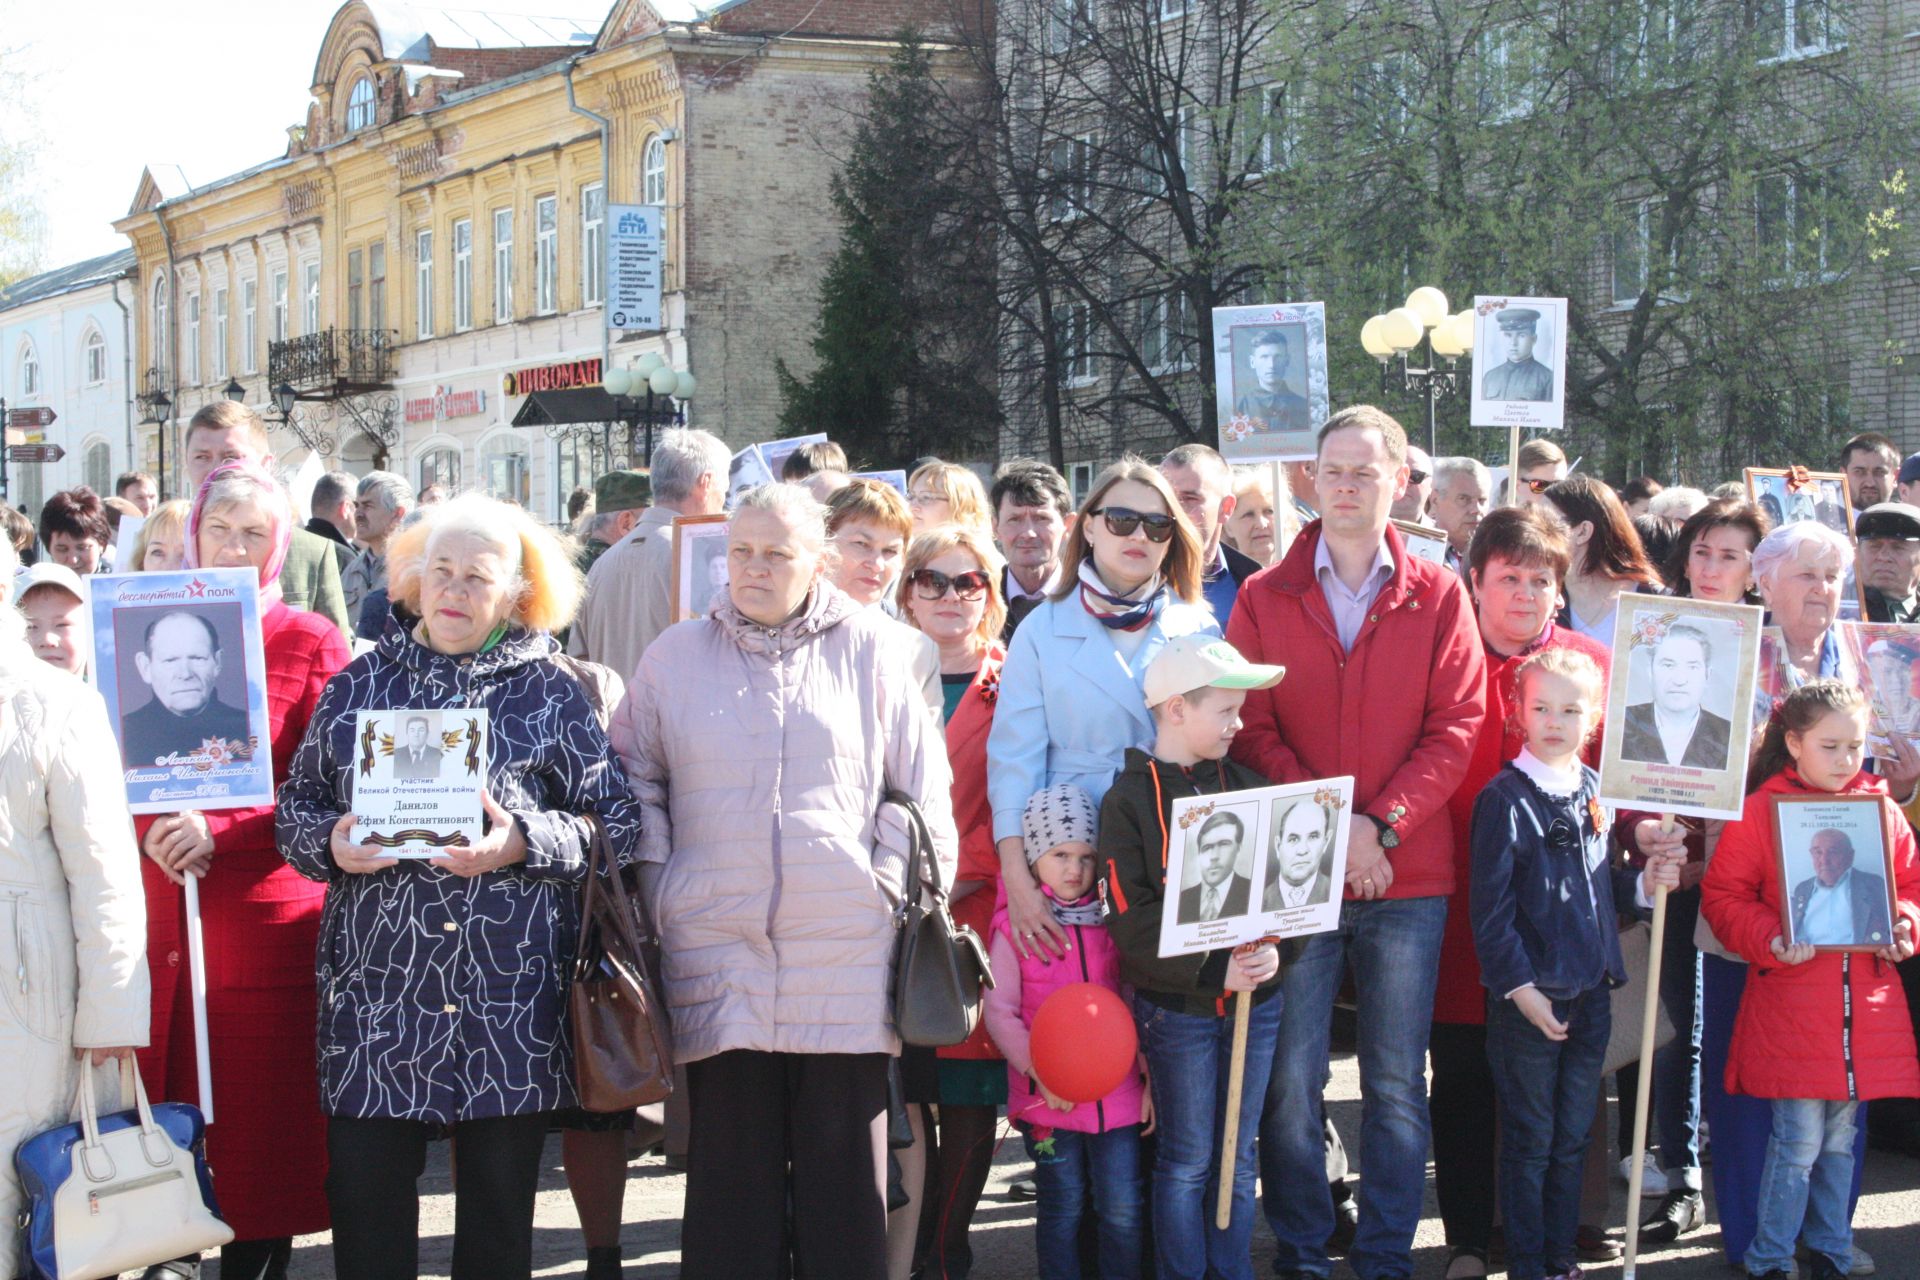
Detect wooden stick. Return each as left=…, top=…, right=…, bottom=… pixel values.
left=184, top=873, right=214, bottom=1125
left=1507, top=424, right=1523, bottom=507
left=1215, top=991, right=1253, bottom=1230
left=1621, top=813, right=1676, bottom=1279
left=1271, top=458, right=1291, bottom=560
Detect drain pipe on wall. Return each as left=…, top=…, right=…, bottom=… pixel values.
left=155, top=203, right=180, bottom=499
left=565, top=54, right=611, bottom=384
left=111, top=275, right=133, bottom=477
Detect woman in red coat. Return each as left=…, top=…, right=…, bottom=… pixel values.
left=898, top=524, right=1007, bottom=1280
left=1430, top=507, right=1610, bottom=1280
left=137, top=459, right=349, bottom=1280
left=1702, top=680, right=1919, bottom=1278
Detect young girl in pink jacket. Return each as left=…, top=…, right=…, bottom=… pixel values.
left=984, top=784, right=1151, bottom=1280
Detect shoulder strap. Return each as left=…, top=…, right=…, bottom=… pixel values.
left=885, top=788, right=945, bottom=905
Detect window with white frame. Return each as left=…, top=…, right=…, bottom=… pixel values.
left=555, top=433, right=608, bottom=510
left=1046, top=134, right=1093, bottom=221
left=303, top=262, right=320, bottom=334
left=1046, top=0, right=1095, bottom=52
left=272, top=271, right=288, bottom=343
left=1069, top=461, right=1095, bottom=506
left=18, top=340, right=39, bottom=395
left=1138, top=289, right=1196, bottom=373
left=1626, top=0, right=1699, bottom=77
left=581, top=183, right=605, bottom=306
left=185, top=292, right=200, bottom=384
left=1479, top=26, right=1542, bottom=121
left=535, top=195, right=558, bottom=315
left=84, top=441, right=111, bottom=495
left=1251, top=86, right=1294, bottom=171
left=453, top=219, right=473, bottom=331
left=642, top=136, right=668, bottom=205
left=1159, top=0, right=1188, bottom=19
left=493, top=209, right=514, bottom=322
left=347, top=249, right=363, bottom=331
left=1054, top=302, right=1094, bottom=386
left=419, top=445, right=461, bottom=495
left=1172, top=106, right=1195, bottom=182
left=369, top=242, right=386, bottom=330
left=152, top=280, right=170, bottom=376
left=481, top=433, right=531, bottom=507
left=1357, top=55, right=1413, bottom=131
left=1755, top=170, right=1851, bottom=283
left=213, top=287, right=229, bottom=380
left=242, top=279, right=258, bottom=372
left=83, top=329, right=106, bottom=385
left=1755, top=0, right=1843, bottom=59
left=346, top=76, right=377, bottom=131
left=416, top=228, right=435, bottom=339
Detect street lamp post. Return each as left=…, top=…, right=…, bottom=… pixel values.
left=1360, top=287, right=1475, bottom=457
left=137, top=380, right=173, bottom=500
left=602, top=354, right=696, bottom=469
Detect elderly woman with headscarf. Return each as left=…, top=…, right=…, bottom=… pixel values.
left=276, top=494, right=639, bottom=1280
left=132, top=459, right=351, bottom=1280
left=612, top=482, right=958, bottom=1280
left=0, top=536, right=149, bottom=1270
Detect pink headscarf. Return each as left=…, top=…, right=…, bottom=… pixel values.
left=184, top=458, right=293, bottom=604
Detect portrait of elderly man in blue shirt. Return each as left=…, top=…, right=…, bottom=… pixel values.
left=1792, top=826, right=1894, bottom=946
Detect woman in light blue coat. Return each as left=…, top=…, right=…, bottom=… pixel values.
left=989, top=456, right=1219, bottom=961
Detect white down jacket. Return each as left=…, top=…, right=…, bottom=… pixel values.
left=0, top=629, right=149, bottom=1248
left=611, top=581, right=958, bottom=1063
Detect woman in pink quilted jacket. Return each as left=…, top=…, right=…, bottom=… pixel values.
left=611, top=482, right=959, bottom=1280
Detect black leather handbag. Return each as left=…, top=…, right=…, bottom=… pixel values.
left=886, top=789, right=994, bottom=1047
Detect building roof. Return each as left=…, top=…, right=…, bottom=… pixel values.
left=0, top=249, right=138, bottom=314
left=364, top=1, right=604, bottom=61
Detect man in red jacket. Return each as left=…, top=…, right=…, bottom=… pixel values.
left=1227, top=405, right=1486, bottom=1280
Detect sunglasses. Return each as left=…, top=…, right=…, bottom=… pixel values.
left=909, top=568, right=993, bottom=601
left=1093, top=506, right=1177, bottom=542
left=1407, top=469, right=1430, bottom=485
left=1522, top=477, right=1554, bottom=494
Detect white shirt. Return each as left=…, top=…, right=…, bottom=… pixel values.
left=1800, top=871, right=1855, bottom=945
left=1653, top=705, right=1704, bottom=767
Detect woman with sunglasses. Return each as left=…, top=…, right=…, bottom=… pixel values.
left=1540, top=475, right=1667, bottom=647
left=987, top=458, right=1213, bottom=964
left=896, top=525, right=1012, bottom=1279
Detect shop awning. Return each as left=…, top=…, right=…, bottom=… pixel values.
left=510, top=387, right=618, bottom=428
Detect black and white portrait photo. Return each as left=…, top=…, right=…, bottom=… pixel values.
left=391, top=712, right=446, bottom=780
left=1773, top=796, right=1898, bottom=950
left=1232, top=327, right=1311, bottom=437
left=1480, top=308, right=1553, bottom=403
left=1177, top=808, right=1256, bottom=925
left=672, top=515, right=732, bottom=623
left=1620, top=622, right=1733, bottom=771
left=116, top=607, right=253, bottom=770
left=1263, top=795, right=1337, bottom=912
left=1746, top=469, right=1854, bottom=538
left=1210, top=302, right=1330, bottom=464
left=1469, top=295, right=1568, bottom=431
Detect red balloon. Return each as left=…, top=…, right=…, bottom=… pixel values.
left=1029, top=982, right=1138, bottom=1104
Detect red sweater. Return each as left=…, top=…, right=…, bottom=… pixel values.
left=1227, top=522, right=1487, bottom=900
left=1432, top=625, right=1611, bottom=1024
left=1701, top=768, right=1920, bottom=1101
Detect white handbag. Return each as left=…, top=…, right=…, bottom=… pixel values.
left=12, top=1056, right=234, bottom=1280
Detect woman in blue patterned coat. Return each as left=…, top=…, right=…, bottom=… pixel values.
left=276, top=494, right=640, bottom=1280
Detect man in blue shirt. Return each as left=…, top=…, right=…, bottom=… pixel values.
left=1162, top=443, right=1262, bottom=627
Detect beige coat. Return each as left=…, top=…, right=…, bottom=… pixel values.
left=0, top=629, right=150, bottom=1242
left=611, top=582, right=958, bottom=1063
left=568, top=506, right=679, bottom=682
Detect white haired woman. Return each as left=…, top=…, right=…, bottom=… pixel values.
left=276, top=494, right=641, bottom=1280
left=611, top=482, right=959, bottom=1278
left=0, top=536, right=149, bottom=1269
left=131, top=460, right=351, bottom=1280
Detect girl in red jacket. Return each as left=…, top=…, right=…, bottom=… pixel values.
left=1701, top=680, right=1920, bottom=1280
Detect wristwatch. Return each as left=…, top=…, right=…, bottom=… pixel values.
left=1364, top=813, right=1401, bottom=849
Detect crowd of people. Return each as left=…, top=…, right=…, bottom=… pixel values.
left=2, top=401, right=1918, bottom=1280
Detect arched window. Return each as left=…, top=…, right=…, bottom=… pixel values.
left=418, top=444, right=462, bottom=495
left=642, top=134, right=668, bottom=205
left=18, top=339, right=38, bottom=396
left=346, top=76, right=377, bottom=132
left=480, top=432, right=531, bottom=508
left=82, top=328, right=107, bottom=385
left=84, top=441, right=112, bottom=495
left=152, top=278, right=170, bottom=377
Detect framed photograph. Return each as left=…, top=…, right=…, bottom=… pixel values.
left=1840, top=622, right=1920, bottom=761
left=1744, top=467, right=1854, bottom=539
left=350, top=710, right=490, bottom=857
left=855, top=469, right=908, bottom=496
left=670, top=514, right=732, bottom=624
left=1392, top=519, right=1451, bottom=567
left=88, top=568, right=273, bottom=815
left=754, top=433, right=829, bottom=484
left=726, top=444, right=774, bottom=507
left=1598, top=596, right=1764, bottom=820
left=1770, top=793, right=1900, bottom=951
left=1211, top=302, right=1330, bottom=464
left=1158, top=776, right=1354, bottom=960
left=1468, top=295, right=1568, bottom=432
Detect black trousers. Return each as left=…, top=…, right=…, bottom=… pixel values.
left=325, top=1111, right=551, bottom=1280
left=1429, top=1020, right=1497, bottom=1252
left=683, top=1049, right=890, bottom=1280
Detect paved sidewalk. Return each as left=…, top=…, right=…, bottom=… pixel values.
left=282, top=1051, right=1920, bottom=1277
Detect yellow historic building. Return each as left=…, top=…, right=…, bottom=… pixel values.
left=116, top=0, right=971, bottom=519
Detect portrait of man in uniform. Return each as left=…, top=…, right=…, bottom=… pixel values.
left=1789, top=827, right=1895, bottom=947
left=1481, top=307, right=1554, bottom=402
left=119, top=610, right=252, bottom=768
left=1233, top=328, right=1312, bottom=436
left=1178, top=809, right=1254, bottom=924
left=1621, top=623, right=1732, bottom=770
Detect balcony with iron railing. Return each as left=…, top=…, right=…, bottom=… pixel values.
left=267, top=327, right=397, bottom=396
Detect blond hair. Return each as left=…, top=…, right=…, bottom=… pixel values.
left=908, top=461, right=993, bottom=536
left=1051, top=456, right=1204, bottom=604
left=387, top=493, right=584, bottom=635
left=131, top=499, right=191, bottom=570
left=827, top=477, right=914, bottom=543
left=1511, top=646, right=1606, bottom=745
left=897, top=525, right=1008, bottom=646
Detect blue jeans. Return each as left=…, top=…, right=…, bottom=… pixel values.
left=1652, top=887, right=1703, bottom=1185
left=1486, top=987, right=1610, bottom=1280
left=1021, top=1125, right=1144, bottom=1280
left=1134, top=991, right=1281, bottom=1280
left=1746, top=1099, right=1859, bottom=1276
left=1260, top=895, right=1446, bottom=1280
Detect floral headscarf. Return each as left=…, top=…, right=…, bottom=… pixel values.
left=184, top=458, right=293, bottom=603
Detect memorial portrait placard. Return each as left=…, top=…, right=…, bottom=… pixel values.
left=671, top=515, right=732, bottom=624
left=1210, top=302, right=1330, bottom=464
left=1745, top=467, right=1854, bottom=539
left=351, top=709, right=490, bottom=857
left=1469, top=295, right=1568, bottom=432
left=1840, top=622, right=1920, bottom=761
left=1770, top=793, right=1899, bottom=952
